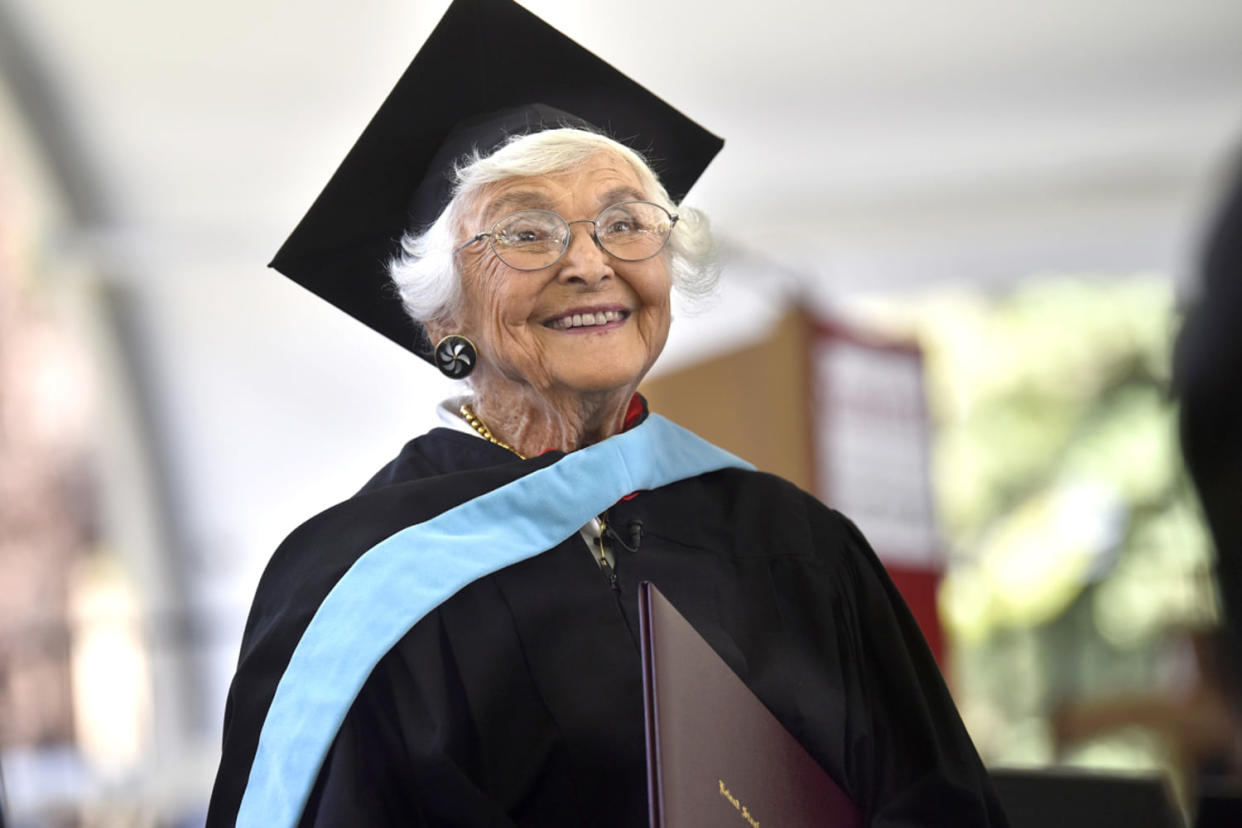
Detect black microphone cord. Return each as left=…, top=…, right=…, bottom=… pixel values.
left=604, top=519, right=644, bottom=553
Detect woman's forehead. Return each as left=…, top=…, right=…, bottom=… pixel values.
left=472, top=152, right=648, bottom=222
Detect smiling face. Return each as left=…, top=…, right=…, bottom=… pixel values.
left=442, top=151, right=674, bottom=407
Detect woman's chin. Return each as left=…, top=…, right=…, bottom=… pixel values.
left=547, top=364, right=648, bottom=399
left=536, top=335, right=664, bottom=397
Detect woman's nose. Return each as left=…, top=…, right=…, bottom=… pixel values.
left=556, top=221, right=612, bottom=285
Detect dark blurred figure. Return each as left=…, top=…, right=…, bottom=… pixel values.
left=1176, top=153, right=1242, bottom=827
left=1176, top=152, right=1242, bottom=689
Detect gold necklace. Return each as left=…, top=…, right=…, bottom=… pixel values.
left=459, top=403, right=526, bottom=459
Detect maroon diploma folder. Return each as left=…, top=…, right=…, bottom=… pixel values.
left=639, top=582, right=864, bottom=828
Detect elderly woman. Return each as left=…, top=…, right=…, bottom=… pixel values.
left=208, top=1, right=1007, bottom=826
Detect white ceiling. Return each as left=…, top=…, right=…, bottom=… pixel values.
left=8, top=0, right=1242, bottom=281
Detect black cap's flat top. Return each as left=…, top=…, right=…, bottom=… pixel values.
left=269, top=0, right=723, bottom=361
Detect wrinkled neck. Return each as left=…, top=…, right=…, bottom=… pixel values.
left=467, top=381, right=638, bottom=457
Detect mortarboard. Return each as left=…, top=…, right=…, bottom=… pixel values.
left=269, top=0, right=724, bottom=362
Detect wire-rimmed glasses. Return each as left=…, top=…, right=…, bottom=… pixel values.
left=455, top=201, right=679, bottom=271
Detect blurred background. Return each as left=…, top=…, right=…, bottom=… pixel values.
left=2, top=0, right=1241, bottom=824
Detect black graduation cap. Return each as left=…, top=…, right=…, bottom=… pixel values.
left=269, top=0, right=724, bottom=362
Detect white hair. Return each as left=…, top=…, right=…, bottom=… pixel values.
left=389, top=128, right=717, bottom=328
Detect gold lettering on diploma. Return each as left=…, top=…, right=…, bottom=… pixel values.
left=717, top=780, right=760, bottom=828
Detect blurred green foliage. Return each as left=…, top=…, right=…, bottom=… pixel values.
left=862, top=277, right=1216, bottom=774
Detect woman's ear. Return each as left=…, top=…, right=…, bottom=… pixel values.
left=424, top=305, right=470, bottom=343
left=423, top=317, right=448, bottom=347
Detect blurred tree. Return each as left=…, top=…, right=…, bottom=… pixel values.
left=862, top=279, right=1217, bottom=781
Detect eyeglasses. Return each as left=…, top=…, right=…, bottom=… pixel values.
left=455, top=200, right=679, bottom=271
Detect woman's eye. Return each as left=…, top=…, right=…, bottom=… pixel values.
left=604, top=219, right=637, bottom=234
left=500, top=226, right=553, bottom=245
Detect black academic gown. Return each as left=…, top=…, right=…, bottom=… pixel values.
left=207, top=426, right=1007, bottom=827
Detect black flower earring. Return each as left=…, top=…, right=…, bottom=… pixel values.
left=434, top=334, right=477, bottom=379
